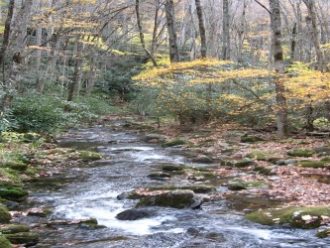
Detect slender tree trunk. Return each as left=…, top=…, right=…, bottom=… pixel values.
left=151, top=0, right=160, bottom=56
left=303, top=0, right=325, bottom=71
left=135, top=0, right=157, bottom=66
left=68, top=38, right=83, bottom=102
left=195, top=0, right=207, bottom=58
left=165, top=0, right=179, bottom=62
left=269, top=0, right=288, bottom=137
left=290, top=23, right=297, bottom=61
left=222, top=0, right=230, bottom=60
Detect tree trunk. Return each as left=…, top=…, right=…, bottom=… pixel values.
left=195, top=0, right=207, bottom=58
left=222, top=0, right=230, bottom=60
left=68, top=38, right=83, bottom=102
left=135, top=0, right=157, bottom=66
left=164, top=0, right=180, bottom=62
left=303, top=0, right=325, bottom=71
left=269, top=0, right=288, bottom=137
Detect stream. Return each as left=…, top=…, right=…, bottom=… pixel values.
left=26, top=122, right=330, bottom=247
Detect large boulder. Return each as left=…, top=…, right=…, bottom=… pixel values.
left=137, top=190, right=202, bottom=209
left=116, top=209, right=154, bottom=221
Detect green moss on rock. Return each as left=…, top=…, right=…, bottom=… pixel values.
left=241, top=135, right=264, bottom=143
left=287, top=149, right=315, bottom=157
left=235, top=158, right=256, bottom=168
left=316, top=228, right=330, bottom=238
left=0, top=224, right=30, bottom=234
left=246, top=206, right=330, bottom=229
left=0, top=186, right=28, bottom=201
left=79, top=151, right=102, bottom=161
left=2, top=161, right=28, bottom=171
left=5, top=232, right=38, bottom=245
left=0, top=235, right=12, bottom=248
left=0, top=205, right=11, bottom=224
left=247, top=151, right=270, bottom=161
left=299, top=160, right=329, bottom=168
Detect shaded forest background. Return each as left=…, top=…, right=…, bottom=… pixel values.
left=0, top=0, right=329, bottom=136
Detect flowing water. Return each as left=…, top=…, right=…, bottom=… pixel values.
left=28, top=123, right=330, bottom=248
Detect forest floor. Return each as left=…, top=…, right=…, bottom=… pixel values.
left=113, top=115, right=330, bottom=208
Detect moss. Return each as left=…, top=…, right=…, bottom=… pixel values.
left=79, top=151, right=102, bottom=161
left=235, top=158, right=256, bottom=168
left=247, top=151, right=270, bottom=161
left=253, top=166, right=273, bottom=175
left=0, top=186, right=28, bottom=201
left=241, top=135, right=264, bottom=143
left=0, top=235, right=12, bottom=248
left=299, top=160, right=328, bottom=168
left=228, top=180, right=266, bottom=191
left=246, top=206, right=330, bottom=229
left=287, top=149, right=315, bottom=157
left=321, top=157, right=330, bottom=162
left=2, top=161, right=28, bottom=171
left=0, top=224, right=30, bottom=234
left=0, top=168, right=22, bottom=186
left=0, top=205, right=11, bottom=224
left=316, top=228, right=330, bottom=238
left=162, top=139, right=186, bottom=147
left=5, top=232, right=39, bottom=245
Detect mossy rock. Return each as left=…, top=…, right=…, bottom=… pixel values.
left=0, top=186, right=28, bottom=201
left=162, top=139, right=186, bottom=147
left=299, top=160, right=329, bottom=168
left=247, top=151, right=270, bottom=161
left=0, top=205, right=11, bottom=224
left=246, top=206, right=330, bottom=229
left=161, top=164, right=185, bottom=173
left=79, top=151, right=102, bottom=161
left=287, top=149, right=315, bottom=158
left=316, top=228, right=330, bottom=238
left=321, top=157, right=330, bottom=162
left=253, top=166, right=273, bottom=175
left=148, top=185, right=216, bottom=194
left=137, top=190, right=196, bottom=209
left=314, top=147, right=330, bottom=157
left=0, top=235, right=11, bottom=248
left=235, top=158, right=256, bottom=168
left=241, top=135, right=264, bottom=143
left=2, top=161, right=28, bottom=171
left=227, top=180, right=247, bottom=191
left=0, top=224, right=30, bottom=234
left=78, top=218, right=105, bottom=229
left=5, top=232, right=39, bottom=245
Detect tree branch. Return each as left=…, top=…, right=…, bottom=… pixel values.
left=254, top=0, right=272, bottom=14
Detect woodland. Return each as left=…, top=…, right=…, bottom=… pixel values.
left=0, top=0, right=329, bottom=247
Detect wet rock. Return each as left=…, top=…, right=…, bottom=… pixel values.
left=5, top=232, right=39, bottom=246
left=78, top=218, right=105, bottom=229
left=0, top=235, right=11, bottom=248
left=0, top=186, right=28, bottom=201
left=240, top=135, right=264, bottom=143
left=148, top=172, right=171, bottom=180
left=235, top=158, right=256, bottom=168
left=316, top=228, right=330, bottom=238
left=0, top=224, right=30, bottom=234
left=246, top=206, right=330, bottom=228
left=253, top=166, right=274, bottom=175
left=137, top=190, right=201, bottom=209
left=27, top=207, right=51, bottom=217
left=161, top=164, right=185, bottom=173
left=162, top=139, right=186, bottom=147
left=287, top=149, right=315, bottom=157
left=79, top=150, right=102, bottom=161
left=143, top=134, right=166, bottom=143
left=0, top=205, right=11, bottom=224
left=192, top=155, right=214, bottom=164
left=227, top=180, right=247, bottom=191
left=116, top=209, right=154, bottom=221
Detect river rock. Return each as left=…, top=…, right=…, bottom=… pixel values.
left=148, top=172, right=171, bottom=180
left=5, top=232, right=39, bottom=246
left=143, top=134, right=166, bottom=143
left=0, top=205, right=11, bottom=224
left=137, top=190, right=202, bottom=209
left=0, top=224, right=30, bottom=234
left=116, top=209, right=154, bottom=221
left=316, top=228, right=330, bottom=238
left=314, top=146, right=330, bottom=156
left=192, top=155, right=214, bottom=164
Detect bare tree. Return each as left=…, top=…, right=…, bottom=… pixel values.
left=165, top=0, right=179, bottom=62
left=195, top=0, right=207, bottom=58
left=222, top=0, right=230, bottom=60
